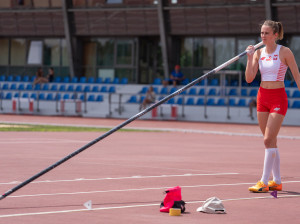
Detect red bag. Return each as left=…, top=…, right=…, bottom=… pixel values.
left=160, top=186, right=185, bottom=212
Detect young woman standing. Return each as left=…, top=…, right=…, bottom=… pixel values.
left=246, top=20, right=300, bottom=192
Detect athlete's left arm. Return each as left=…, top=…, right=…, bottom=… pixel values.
left=283, top=47, right=300, bottom=91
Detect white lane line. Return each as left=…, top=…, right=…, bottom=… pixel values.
left=0, top=172, right=239, bottom=185
left=1, top=194, right=300, bottom=218
left=1, top=121, right=299, bottom=140
left=8, top=180, right=300, bottom=199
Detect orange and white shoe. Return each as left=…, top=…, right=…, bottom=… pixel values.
left=268, top=180, right=282, bottom=191
left=249, top=181, right=269, bottom=193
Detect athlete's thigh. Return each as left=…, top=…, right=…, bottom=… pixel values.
left=264, top=112, right=285, bottom=140
left=257, top=111, right=269, bottom=135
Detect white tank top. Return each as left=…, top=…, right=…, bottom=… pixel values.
left=258, top=45, right=288, bottom=81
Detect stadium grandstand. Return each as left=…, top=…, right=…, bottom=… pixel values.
left=0, top=0, right=300, bottom=125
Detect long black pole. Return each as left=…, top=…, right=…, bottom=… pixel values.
left=0, top=42, right=263, bottom=200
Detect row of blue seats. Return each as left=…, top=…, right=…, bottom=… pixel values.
left=127, top=95, right=300, bottom=108
left=0, top=75, right=128, bottom=85
left=1, top=83, right=116, bottom=93
left=1, top=92, right=104, bottom=102
left=140, top=86, right=300, bottom=98
left=152, top=78, right=298, bottom=88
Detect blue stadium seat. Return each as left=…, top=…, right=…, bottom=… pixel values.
left=198, top=88, right=205, bottom=95
left=206, top=98, right=215, bottom=105
left=209, top=79, right=219, bottom=86
left=26, top=84, right=33, bottom=90
left=249, top=89, right=258, bottom=96
left=237, top=98, right=246, bottom=106
left=87, top=94, right=95, bottom=101
left=92, top=86, right=99, bottom=92
left=30, top=93, right=37, bottom=100
left=30, top=76, right=36, bottom=82
left=88, top=77, right=95, bottom=83
left=128, top=95, right=137, bottom=103
left=59, top=85, right=66, bottom=91
left=5, top=92, right=12, bottom=99
left=140, top=87, right=148, bottom=94
left=34, top=84, right=41, bottom=90
left=0, top=75, right=5, bottom=81
left=186, top=98, right=195, bottom=105
left=79, top=94, right=85, bottom=101
left=13, top=92, right=18, bottom=98
left=229, top=98, right=236, bottom=106
left=54, top=76, right=61, bottom=83
left=22, top=75, right=29, bottom=82
left=42, top=84, right=49, bottom=91
left=7, top=75, right=13, bottom=82
left=230, top=80, right=238, bottom=86
left=104, top=78, right=111, bottom=84
left=208, top=88, right=217, bottom=96
left=84, top=85, right=91, bottom=92
left=63, top=94, right=70, bottom=100
left=176, top=97, right=184, bottom=105
left=71, top=77, right=78, bottom=83
left=22, top=92, right=29, bottom=98
left=96, top=95, right=103, bottom=102
left=14, top=75, right=21, bottom=82
left=160, top=87, right=168, bottom=95
left=46, top=93, right=54, bottom=101
left=100, top=86, right=107, bottom=93
left=292, top=100, right=300, bottom=108
left=285, top=90, right=290, bottom=98
left=170, top=87, right=177, bottom=94
left=96, top=77, right=102, bottom=83
left=284, top=80, right=291, bottom=87
left=67, top=85, right=74, bottom=92
left=63, top=77, right=70, bottom=83
left=55, top=93, right=61, bottom=100
left=121, top=78, right=128, bottom=84
left=217, top=98, right=226, bottom=106
left=75, top=85, right=82, bottom=92
left=188, top=88, right=197, bottom=95
left=181, top=78, right=189, bottom=85
left=109, top=86, right=116, bottom=93
left=167, top=98, right=175, bottom=104
left=2, top=83, right=9, bottom=90
left=292, top=90, right=300, bottom=98
left=196, top=98, right=204, bottom=105
left=38, top=93, right=45, bottom=100
left=50, top=84, right=57, bottom=91
left=228, top=89, right=237, bottom=96
left=113, top=77, right=119, bottom=84
left=80, top=77, right=86, bottom=83
left=241, top=89, right=248, bottom=96
left=153, top=78, right=162, bottom=85
left=139, top=96, right=145, bottom=103
left=18, top=84, right=25, bottom=90
left=10, top=83, right=17, bottom=90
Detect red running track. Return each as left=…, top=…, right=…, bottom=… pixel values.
left=0, top=115, right=299, bottom=224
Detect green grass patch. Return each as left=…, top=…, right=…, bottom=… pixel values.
left=0, top=123, right=155, bottom=132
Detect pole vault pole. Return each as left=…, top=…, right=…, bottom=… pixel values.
left=0, top=41, right=263, bottom=201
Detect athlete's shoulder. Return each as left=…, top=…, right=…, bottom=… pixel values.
left=279, top=45, right=294, bottom=57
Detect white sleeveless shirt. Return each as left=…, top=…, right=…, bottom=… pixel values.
left=258, top=45, right=288, bottom=81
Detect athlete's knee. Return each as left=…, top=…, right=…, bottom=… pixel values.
left=263, top=136, right=276, bottom=148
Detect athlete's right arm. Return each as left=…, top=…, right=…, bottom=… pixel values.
left=245, top=45, right=259, bottom=84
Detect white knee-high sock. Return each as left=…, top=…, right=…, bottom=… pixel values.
left=272, top=148, right=281, bottom=184
left=261, top=148, right=276, bottom=185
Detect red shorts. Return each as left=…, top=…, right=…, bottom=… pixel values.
left=257, top=87, right=288, bottom=116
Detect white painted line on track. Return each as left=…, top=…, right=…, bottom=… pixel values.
left=1, top=194, right=300, bottom=218
left=7, top=180, right=300, bottom=199
left=0, top=172, right=239, bottom=185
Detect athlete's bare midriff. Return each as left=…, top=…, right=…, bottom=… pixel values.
left=260, top=81, right=285, bottom=89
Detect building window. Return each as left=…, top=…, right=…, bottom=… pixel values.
left=27, top=40, right=43, bottom=65
left=194, top=38, right=214, bottom=68
left=289, top=36, right=300, bottom=67
left=10, top=39, right=26, bottom=66
left=116, top=40, right=133, bottom=65
left=215, top=38, right=235, bottom=67
left=44, top=39, right=60, bottom=66
left=97, top=39, right=114, bottom=67
left=106, top=0, right=123, bottom=4
left=180, top=38, right=193, bottom=67
left=0, top=39, right=9, bottom=65
left=0, top=0, right=10, bottom=8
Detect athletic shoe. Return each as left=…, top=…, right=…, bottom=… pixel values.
left=268, top=180, right=282, bottom=191
left=248, top=181, right=269, bottom=192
